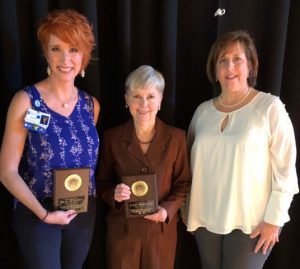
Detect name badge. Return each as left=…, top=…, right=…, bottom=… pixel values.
left=24, top=108, right=51, bottom=133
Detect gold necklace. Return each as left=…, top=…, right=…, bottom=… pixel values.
left=136, top=137, right=153, bottom=144
left=218, top=87, right=252, bottom=108
left=51, top=88, right=76, bottom=109
left=62, top=98, right=72, bottom=109
left=135, top=130, right=155, bottom=144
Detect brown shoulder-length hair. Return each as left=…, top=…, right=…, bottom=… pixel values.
left=37, top=9, right=95, bottom=71
left=206, top=30, right=258, bottom=87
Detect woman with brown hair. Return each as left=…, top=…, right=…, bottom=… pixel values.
left=186, top=30, right=298, bottom=269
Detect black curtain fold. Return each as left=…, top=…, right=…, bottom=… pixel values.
left=216, top=0, right=290, bottom=95
left=1, top=1, right=300, bottom=268
left=176, top=0, right=217, bottom=129
left=158, top=0, right=178, bottom=123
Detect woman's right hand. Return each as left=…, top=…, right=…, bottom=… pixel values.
left=114, top=183, right=131, bottom=202
left=43, top=210, right=77, bottom=225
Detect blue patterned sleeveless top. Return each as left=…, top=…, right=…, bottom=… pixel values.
left=19, top=85, right=99, bottom=200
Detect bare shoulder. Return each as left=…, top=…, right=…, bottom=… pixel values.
left=9, top=90, right=31, bottom=115
left=92, top=96, right=100, bottom=124
left=1, top=90, right=30, bottom=160
left=10, top=90, right=31, bottom=110
left=92, top=96, right=100, bottom=112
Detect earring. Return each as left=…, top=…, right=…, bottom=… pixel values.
left=47, top=65, right=51, bottom=76
left=158, top=106, right=161, bottom=111
left=80, top=70, right=85, bottom=78
left=125, top=104, right=128, bottom=108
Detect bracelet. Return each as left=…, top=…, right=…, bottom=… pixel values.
left=41, top=210, right=48, bottom=222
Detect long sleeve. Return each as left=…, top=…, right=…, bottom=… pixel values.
left=97, top=131, right=120, bottom=210
left=160, top=130, right=191, bottom=222
left=186, top=93, right=298, bottom=234
left=264, top=98, right=299, bottom=226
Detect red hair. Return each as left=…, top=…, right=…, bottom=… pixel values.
left=37, top=9, right=95, bottom=70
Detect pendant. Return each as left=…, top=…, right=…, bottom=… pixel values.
left=63, top=103, right=69, bottom=109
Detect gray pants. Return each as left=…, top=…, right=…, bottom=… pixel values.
left=194, top=227, right=273, bottom=269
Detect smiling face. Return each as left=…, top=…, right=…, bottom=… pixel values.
left=125, top=85, right=163, bottom=126
left=46, top=34, right=83, bottom=82
left=216, top=42, right=250, bottom=93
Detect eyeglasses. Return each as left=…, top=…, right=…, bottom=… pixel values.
left=217, top=57, right=244, bottom=68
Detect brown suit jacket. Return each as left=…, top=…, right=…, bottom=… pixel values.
left=98, top=117, right=191, bottom=236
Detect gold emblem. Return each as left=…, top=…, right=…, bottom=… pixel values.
left=64, top=174, right=82, bottom=192
left=131, top=180, right=148, bottom=197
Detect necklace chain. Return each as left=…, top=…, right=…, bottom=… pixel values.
left=136, top=135, right=153, bottom=144
left=62, top=90, right=75, bottom=109
left=218, top=87, right=252, bottom=108
left=137, top=138, right=152, bottom=144
left=50, top=88, right=76, bottom=109
left=135, top=130, right=154, bottom=144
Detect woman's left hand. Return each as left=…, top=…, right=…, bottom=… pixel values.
left=250, top=221, right=280, bottom=255
left=144, top=206, right=168, bottom=223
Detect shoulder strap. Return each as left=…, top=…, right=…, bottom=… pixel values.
left=78, top=89, right=94, bottom=116
left=23, top=85, right=42, bottom=110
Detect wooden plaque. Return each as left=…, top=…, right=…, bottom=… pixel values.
left=122, top=173, right=158, bottom=218
left=53, top=168, right=90, bottom=213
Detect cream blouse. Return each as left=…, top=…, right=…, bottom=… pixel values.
left=186, top=92, right=298, bottom=234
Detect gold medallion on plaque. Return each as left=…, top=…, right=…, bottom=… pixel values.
left=131, top=181, right=148, bottom=197
left=64, top=174, right=82, bottom=192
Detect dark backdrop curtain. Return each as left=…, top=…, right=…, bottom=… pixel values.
left=0, top=0, right=299, bottom=268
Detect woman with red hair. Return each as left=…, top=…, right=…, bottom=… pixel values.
left=0, top=9, right=100, bottom=269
